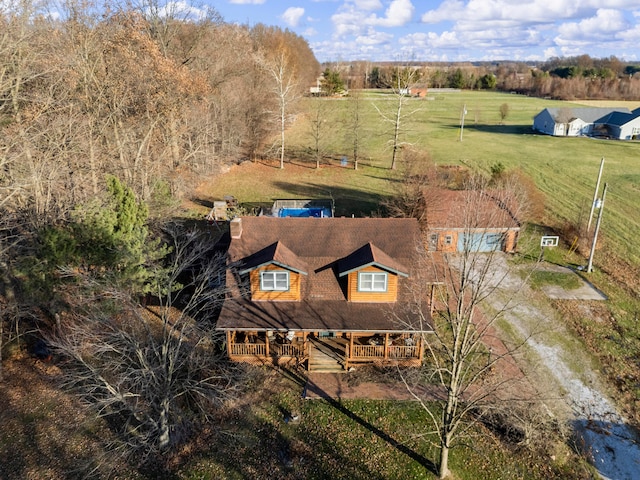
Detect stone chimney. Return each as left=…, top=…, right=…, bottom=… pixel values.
left=230, top=217, right=243, bottom=239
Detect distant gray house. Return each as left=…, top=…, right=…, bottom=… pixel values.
left=593, top=108, right=640, bottom=140
left=532, top=107, right=640, bottom=139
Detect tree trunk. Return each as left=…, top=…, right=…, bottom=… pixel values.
left=158, top=396, right=170, bottom=449
left=280, top=103, right=285, bottom=169
left=391, top=97, right=402, bottom=170
left=439, top=441, right=450, bottom=479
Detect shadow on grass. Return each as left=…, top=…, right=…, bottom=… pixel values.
left=444, top=123, right=534, bottom=135
left=330, top=396, right=437, bottom=475
left=301, top=373, right=438, bottom=477
left=272, top=181, right=390, bottom=217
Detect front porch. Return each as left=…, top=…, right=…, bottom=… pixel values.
left=225, top=331, right=424, bottom=371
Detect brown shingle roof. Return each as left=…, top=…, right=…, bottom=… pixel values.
left=218, top=217, right=433, bottom=333
left=425, top=188, right=520, bottom=230
left=227, top=217, right=420, bottom=261
left=338, top=242, right=409, bottom=277
left=238, top=241, right=308, bottom=275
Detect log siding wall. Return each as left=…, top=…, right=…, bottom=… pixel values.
left=347, top=265, right=398, bottom=303
left=250, top=264, right=301, bottom=301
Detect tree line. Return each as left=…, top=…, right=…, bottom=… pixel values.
left=324, top=54, right=640, bottom=100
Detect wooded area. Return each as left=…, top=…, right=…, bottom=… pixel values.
left=334, top=55, right=640, bottom=100
left=0, top=0, right=318, bottom=228
left=0, top=1, right=319, bottom=467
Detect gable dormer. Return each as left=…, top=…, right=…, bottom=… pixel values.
left=238, top=241, right=307, bottom=301
left=338, top=243, right=408, bottom=303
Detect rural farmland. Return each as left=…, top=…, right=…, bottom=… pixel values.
left=202, top=89, right=640, bottom=453
left=207, top=90, right=640, bottom=271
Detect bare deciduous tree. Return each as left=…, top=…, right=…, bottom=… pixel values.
left=345, top=77, right=365, bottom=170
left=373, top=65, right=422, bottom=170
left=47, top=226, right=240, bottom=461
left=401, top=175, right=543, bottom=478
left=260, top=46, right=299, bottom=169
left=307, top=97, right=332, bottom=169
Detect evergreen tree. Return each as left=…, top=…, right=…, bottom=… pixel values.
left=37, top=176, right=169, bottom=298
left=320, top=68, right=345, bottom=95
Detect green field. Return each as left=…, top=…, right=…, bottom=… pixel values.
left=210, top=90, right=640, bottom=270
left=178, top=373, right=587, bottom=480
left=298, top=92, right=640, bottom=266
left=203, top=90, right=640, bottom=423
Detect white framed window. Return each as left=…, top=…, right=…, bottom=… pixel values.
left=358, top=272, right=388, bottom=292
left=445, top=235, right=453, bottom=245
left=260, top=271, right=289, bottom=291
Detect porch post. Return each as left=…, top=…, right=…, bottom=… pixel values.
left=226, top=331, right=233, bottom=359
left=303, top=332, right=308, bottom=358
left=384, top=333, right=389, bottom=359
left=265, top=332, right=269, bottom=357
left=430, top=284, right=436, bottom=314
left=349, top=333, right=354, bottom=362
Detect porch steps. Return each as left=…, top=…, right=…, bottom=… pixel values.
left=308, top=340, right=345, bottom=373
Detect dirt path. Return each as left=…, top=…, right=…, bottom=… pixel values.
left=482, top=255, right=640, bottom=480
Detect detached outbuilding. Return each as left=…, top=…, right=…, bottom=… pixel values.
left=593, top=108, right=640, bottom=140
left=424, top=188, right=521, bottom=253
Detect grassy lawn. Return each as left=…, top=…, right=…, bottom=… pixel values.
left=527, top=270, right=584, bottom=290
left=205, top=90, right=640, bottom=268
left=199, top=88, right=640, bottom=425
left=178, top=371, right=587, bottom=480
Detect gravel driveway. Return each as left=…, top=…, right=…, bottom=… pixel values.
left=480, top=254, right=640, bottom=480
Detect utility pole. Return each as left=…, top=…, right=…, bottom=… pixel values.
left=459, top=104, right=467, bottom=141
left=587, top=157, right=605, bottom=232
left=587, top=182, right=607, bottom=273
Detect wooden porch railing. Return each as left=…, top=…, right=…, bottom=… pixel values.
left=231, top=343, right=266, bottom=356
left=230, top=338, right=418, bottom=362
left=270, top=343, right=304, bottom=357
left=388, top=345, right=419, bottom=358
left=350, top=344, right=419, bottom=359
left=351, top=344, right=384, bottom=358
left=230, top=342, right=304, bottom=357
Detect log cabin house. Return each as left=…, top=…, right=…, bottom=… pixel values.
left=216, top=216, right=436, bottom=372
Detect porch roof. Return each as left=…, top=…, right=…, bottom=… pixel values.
left=217, top=298, right=432, bottom=333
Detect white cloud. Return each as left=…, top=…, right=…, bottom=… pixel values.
left=281, top=7, right=305, bottom=27
left=304, top=27, right=318, bottom=36
left=151, top=1, right=210, bottom=21
left=229, top=0, right=265, bottom=4
left=557, top=9, right=628, bottom=41
left=618, top=23, right=640, bottom=42
left=420, top=0, right=633, bottom=25
left=332, top=0, right=415, bottom=40
left=353, top=0, right=383, bottom=11
left=320, top=0, right=640, bottom=61
left=332, top=7, right=366, bottom=37
left=367, top=0, right=415, bottom=27
left=355, top=27, right=393, bottom=45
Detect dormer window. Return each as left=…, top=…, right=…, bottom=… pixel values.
left=261, top=271, right=289, bottom=291
left=358, top=272, right=388, bottom=292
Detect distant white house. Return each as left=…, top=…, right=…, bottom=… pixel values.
left=533, top=107, right=640, bottom=140
left=593, top=108, right=640, bottom=140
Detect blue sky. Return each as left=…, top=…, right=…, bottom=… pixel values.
left=205, top=1, right=640, bottom=63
